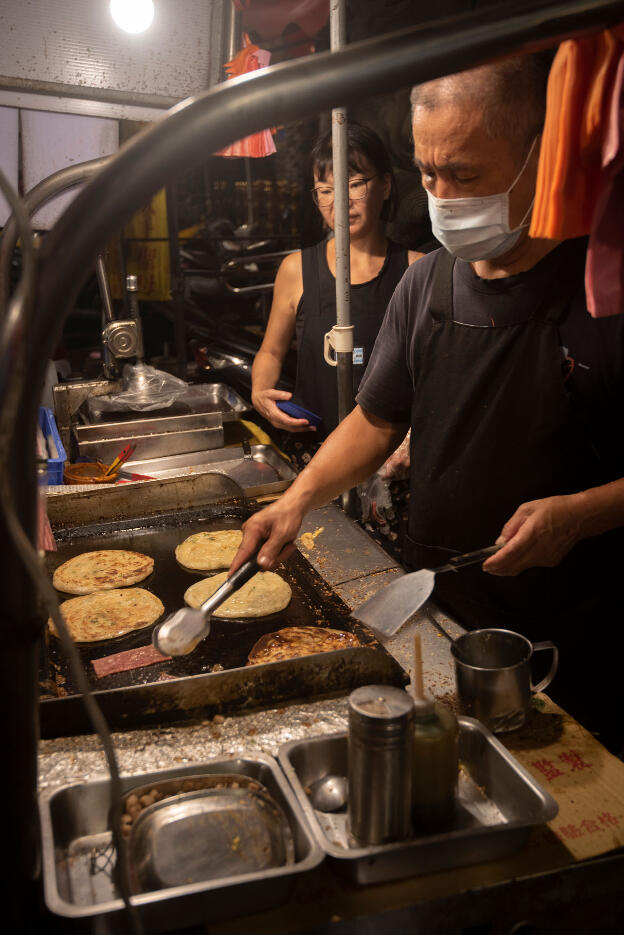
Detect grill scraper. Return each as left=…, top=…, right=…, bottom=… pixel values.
left=351, top=545, right=500, bottom=639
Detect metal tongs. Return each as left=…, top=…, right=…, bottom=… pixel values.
left=153, top=549, right=260, bottom=656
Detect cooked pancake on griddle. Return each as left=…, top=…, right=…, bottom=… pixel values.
left=52, top=549, right=154, bottom=595
left=175, top=529, right=243, bottom=572
left=184, top=570, right=292, bottom=617
left=48, top=588, right=164, bottom=643
left=247, top=626, right=361, bottom=665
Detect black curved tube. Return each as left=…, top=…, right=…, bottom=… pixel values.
left=0, top=155, right=112, bottom=310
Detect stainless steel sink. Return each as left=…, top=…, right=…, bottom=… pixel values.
left=40, top=755, right=324, bottom=932
left=121, top=444, right=297, bottom=497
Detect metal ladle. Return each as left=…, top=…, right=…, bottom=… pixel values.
left=308, top=774, right=348, bottom=812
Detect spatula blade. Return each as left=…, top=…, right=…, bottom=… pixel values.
left=351, top=569, right=435, bottom=639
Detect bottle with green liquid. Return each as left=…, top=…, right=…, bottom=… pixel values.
left=411, top=696, right=459, bottom=832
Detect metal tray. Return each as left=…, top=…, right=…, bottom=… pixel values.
left=74, top=412, right=224, bottom=462
left=39, top=755, right=324, bottom=932
left=85, top=383, right=250, bottom=423
left=127, top=784, right=295, bottom=893
left=278, top=718, right=558, bottom=885
left=121, top=444, right=297, bottom=497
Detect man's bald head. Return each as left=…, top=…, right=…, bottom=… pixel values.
left=411, top=53, right=552, bottom=156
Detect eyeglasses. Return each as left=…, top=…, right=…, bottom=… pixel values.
left=311, top=175, right=379, bottom=207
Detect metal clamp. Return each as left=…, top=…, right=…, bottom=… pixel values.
left=102, top=319, right=143, bottom=359
left=323, top=325, right=354, bottom=367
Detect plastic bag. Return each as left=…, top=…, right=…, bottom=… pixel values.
left=94, top=364, right=189, bottom=412
left=357, top=470, right=394, bottom=534
left=378, top=430, right=411, bottom=481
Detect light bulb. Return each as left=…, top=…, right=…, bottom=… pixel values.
left=110, top=0, right=155, bottom=35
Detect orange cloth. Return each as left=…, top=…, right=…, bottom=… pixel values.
left=215, top=33, right=277, bottom=158
left=530, top=27, right=624, bottom=240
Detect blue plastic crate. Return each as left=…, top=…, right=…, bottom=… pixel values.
left=38, top=407, right=67, bottom=485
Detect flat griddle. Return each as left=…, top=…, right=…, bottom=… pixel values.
left=39, top=504, right=407, bottom=738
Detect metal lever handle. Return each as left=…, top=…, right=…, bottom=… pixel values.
left=440, top=544, right=501, bottom=572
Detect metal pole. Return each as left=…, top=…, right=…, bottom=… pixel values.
left=166, top=183, right=188, bottom=379
left=330, top=0, right=356, bottom=514
left=330, top=0, right=353, bottom=424
left=223, top=0, right=240, bottom=62
left=222, top=0, right=254, bottom=230
left=95, top=254, right=114, bottom=323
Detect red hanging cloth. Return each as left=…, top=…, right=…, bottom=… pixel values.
left=214, top=33, right=277, bottom=158
left=529, top=27, right=624, bottom=316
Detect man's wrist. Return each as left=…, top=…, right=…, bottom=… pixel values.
left=285, top=464, right=333, bottom=515
left=568, top=482, right=624, bottom=540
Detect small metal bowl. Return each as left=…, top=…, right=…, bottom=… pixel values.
left=126, top=784, right=295, bottom=894
left=63, top=462, right=119, bottom=484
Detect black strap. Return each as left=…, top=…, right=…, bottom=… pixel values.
left=429, top=249, right=456, bottom=322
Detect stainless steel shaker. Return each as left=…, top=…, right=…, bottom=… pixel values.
left=347, top=685, right=414, bottom=845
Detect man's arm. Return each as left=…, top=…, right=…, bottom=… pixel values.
left=483, top=479, right=624, bottom=576
left=230, top=405, right=408, bottom=572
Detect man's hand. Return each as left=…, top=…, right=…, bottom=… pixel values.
left=229, top=406, right=409, bottom=575
left=229, top=498, right=302, bottom=574
left=483, top=495, right=583, bottom=576
left=251, top=388, right=314, bottom=432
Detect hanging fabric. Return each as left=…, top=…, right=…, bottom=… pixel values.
left=214, top=33, right=277, bottom=158
left=529, top=27, right=624, bottom=317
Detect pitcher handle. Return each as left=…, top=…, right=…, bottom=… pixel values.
left=530, top=640, right=559, bottom=693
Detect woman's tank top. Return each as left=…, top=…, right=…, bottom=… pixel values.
left=293, top=239, right=408, bottom=438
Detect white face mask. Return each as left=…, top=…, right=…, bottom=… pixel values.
left=426, top=137, right=538, bottom=261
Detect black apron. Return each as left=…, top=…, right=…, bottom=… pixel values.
left=293, top=240, right=408, bottom=438
left=404, top=247, right=622, bottom=640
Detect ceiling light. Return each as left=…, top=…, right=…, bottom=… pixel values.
left=110, top=0, right=155, bottom=35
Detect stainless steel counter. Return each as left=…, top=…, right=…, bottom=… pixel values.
left=37, top=503, right=624, bottom=935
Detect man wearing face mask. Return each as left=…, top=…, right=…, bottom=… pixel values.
left=231, top=53, right=624, bottom=751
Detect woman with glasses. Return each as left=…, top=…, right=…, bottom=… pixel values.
left=251, top=123, right=422, bottom=452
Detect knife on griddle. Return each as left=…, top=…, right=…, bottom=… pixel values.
left=153, top=549, right=261, bottom=656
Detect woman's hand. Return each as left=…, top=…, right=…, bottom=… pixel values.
left=483, top=495, right=583, bottom=576
left=251, top=388, right=314, bottom=432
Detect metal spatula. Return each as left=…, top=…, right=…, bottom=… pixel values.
left=351, top=545, right=500, bottom=639
left=153, top=550, right=260, bottom=656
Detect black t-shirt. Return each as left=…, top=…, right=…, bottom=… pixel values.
left=357, top=240, right=624, bottom=472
